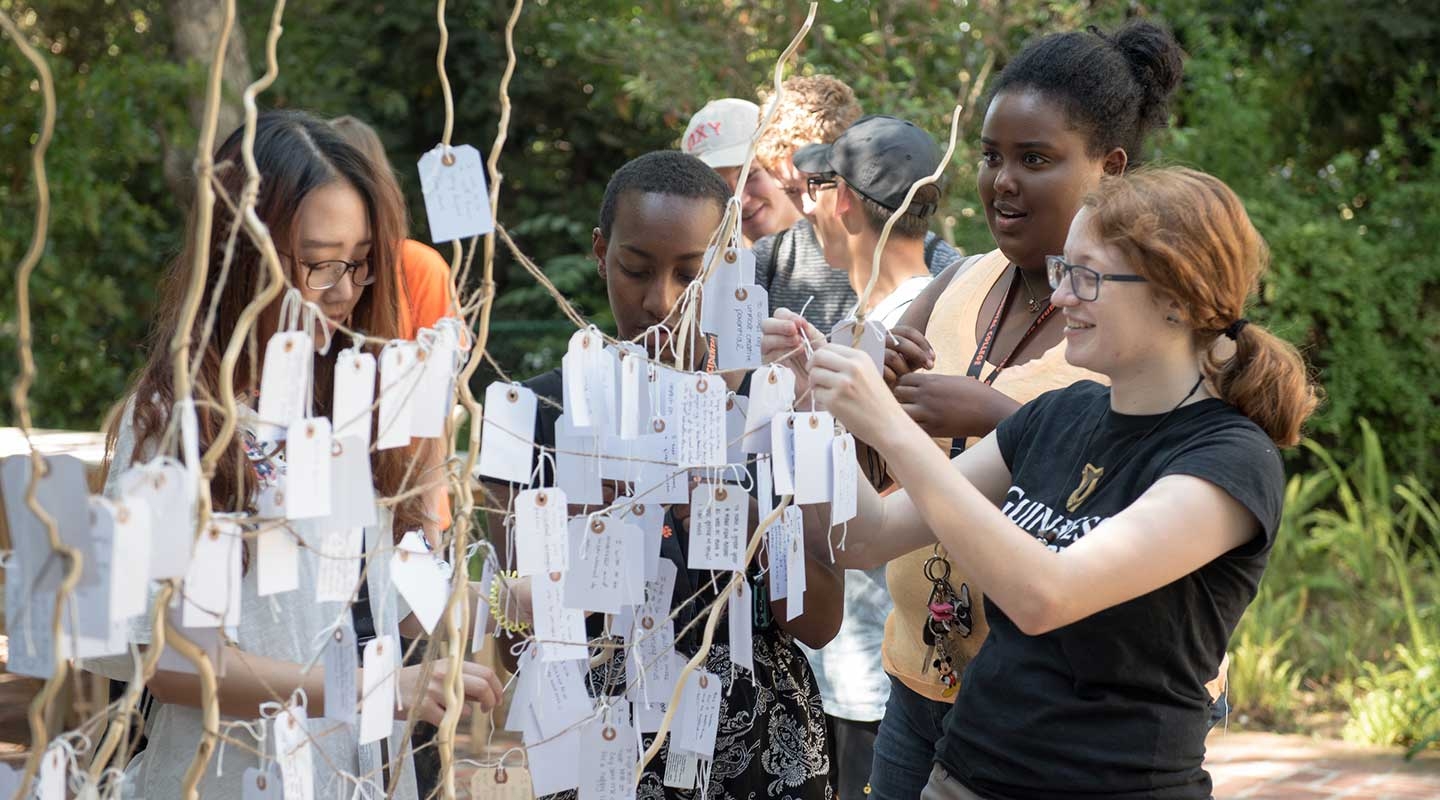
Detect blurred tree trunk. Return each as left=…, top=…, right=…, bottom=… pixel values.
left=164, top=0, right=253, bottom=200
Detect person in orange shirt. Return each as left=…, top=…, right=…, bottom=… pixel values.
left=330, top=115, right=456, bottom=338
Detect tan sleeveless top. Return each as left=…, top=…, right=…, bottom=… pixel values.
left=880, top=249, right=1105, bottom=702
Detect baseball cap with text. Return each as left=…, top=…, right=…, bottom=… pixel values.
left=681, top=98, right=761, bottom=169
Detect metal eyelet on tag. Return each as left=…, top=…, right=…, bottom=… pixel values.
left=117, top=505, right=130, bottom=524
left=590, top=518, right=606, bottom=535
left=602, top=726, right=617, bottom=741
left=376, top=641, right=384, bottom=655
left=653, top=418, right=667, bottom=433
left=735, top=287, right=748, bottom=302
left=209, top=527, right=220, bottom=540
left=331, top=440, right=344, bottom=457
left=725, top=397, right=735, bottom=411
left=334, top=629, right=344, bottom=642
left=494, top=767, right=508, bottom=784
left=809, top=415, right=819, bottom=429
left=399, top=550, right=410, bottom=562
left=507, top=388, right=519, bottom=403
left=724, top=249, right=738, bottom=264
left=306, top=423, right=316, bottom=438
left=581, top=336, right=592, bottom=350
left=715, top=487, right=728, bottom=501
left=417, top=349, right=428, bottom=362
left=641, top=615, right=654, bottom=630
left=535, top=491, right=548, bottom=507
left=275, top=490, right=285, bottom=506
left=549, top=571, right=562, bottom=582
left=767, top=370, right=779, bottom=384
left=441, top=150, right=457, bottom=167
left=699, top=674, right=709, bottom=689
left=153, top=473, right=166, bottom=490
left=633, top=503, right=645, bottom=516
left=696, top=376, right=709, bottom=393
left=786, top=417, right=796, bottom=429
left=256, top=774, right=268, bottom=791
left=284, top=340, right=295, bottom=353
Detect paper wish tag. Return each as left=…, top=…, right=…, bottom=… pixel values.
left=716, top=283, right=769, bottom=370
left=37, top=745, right=66, bottom=800
left=687, top=483, right=748, bottom=572
left=333, top=347, right=376, bottom=449
left=117, top=458, right=196, bottom=580
left=830, top=316, right=888, bottom=376
left=0, top=761, right=22, bottom=800
left=531, top=569, right=588, bottom=662
left=315, top=527, right=363, bottom=603
left=618, top=353, right=652, bottom=440
left=274, top=702, right=315, bottom=800
left=284, top=418, right=332, bottom=520
left=744, top=364, right=797, bottom=453
left=561, top=329, right=607, bottom=430
left=729, top=578, right=754, bottom=674
left=257, top=330, right=313, bottom=442
left=783, top=506, right=807, bottom=620
left=93, top=497, right=151, bottom=624
left=700, top=245, right=756, bottom=335
left=322, top=623, right=358, bottom=725
left=242, top=764, right=284, bottom=800
left=327, top=435, right=377, bottom=531
left=2, top=453, right=96, bottom=591
left=562, top=515, right=635, bottom=615
left=672, top=669, right=723, bottom=760
left=390, top=531, right=451, bottom=634
left=410, top=328, right=458, bottom=438
left=525, top=725, right=582, bottom=796
left=793, top=411, right=836, bottom=505
left=513, top=488, right=568, bottom=576
left=677, top=373, right=726, bottom=469
left=831, top=433, right=859, bottom=528
left=766, top=510, right=789, bottom=602
left=472, top=553, right=497, bottom=650
left=376, top=342, right=422, bottom=450
left=360, top=635, right=397, bottom=745
left=579, top=713, right=638, bottom=800
left=554, top=413, right=603, bottom=507
left=625, top=619, right=678, bottom=701
left=182, top=520, right=242, bottom=629
left=477, top=382, right=537, bottom=485
left=535, top=658, right=593, bottom=738
left=256, top=524, right=299, bottom=597
left=633, top=700, right=668, bottom=734
left=663, top=748, right=700, bottom=791
left=417, top=143, right=494, bottom=243
left=469, top=765, right=533, bottom=800
left=625, top=499, right=664, bottom=581
left=770, top=413, right=796, bottom=496
left=725, top=393, right=749, bottom=467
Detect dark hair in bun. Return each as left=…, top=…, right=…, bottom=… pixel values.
left=989, top=19, right=1185, bottom=164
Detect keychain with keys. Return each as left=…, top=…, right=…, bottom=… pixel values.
left=919, top=551, right=973, bottom=698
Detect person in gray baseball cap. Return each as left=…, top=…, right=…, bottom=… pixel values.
left=788, top=114, right=947, bottom=800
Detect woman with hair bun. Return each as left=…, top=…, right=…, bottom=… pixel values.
left=764, top=165, right=1318, bottom=798
left=855, top=20, right=1188, bottom=799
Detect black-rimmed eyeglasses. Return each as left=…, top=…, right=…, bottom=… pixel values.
left=805, top=172, right=838, bottom=202
left=281, top=254, right=376, bottom=291
left=1045, top=255, right=1148, bottom=301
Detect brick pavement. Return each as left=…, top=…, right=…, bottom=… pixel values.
left=1206, top=731, right=1440, bottom=799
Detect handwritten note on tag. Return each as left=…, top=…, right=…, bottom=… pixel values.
left=360, top=635, right=397, bottom=745
left=182, top=521, right=242, bottom=628
left=377, top=342, right=421, bottom=450
left=315, top=527, right=363, bottom=603
left=770, top=413, right=796, bottom=495
left=322, top=624, right=357, bottom=725
left=390, top=531, right=450, bottom=634
left=410, top=330, right=457, bottom=438
left=677, top=373, right=726, bottom=469
left=274, top=703, right=315, bottom=800
left=562, top=330, right=606, bottom=429
left=417, top=143, right=494, bottom=243
left=673, top=669, right=723, bottom=760
left=831, top=433, right=858, bottom=528
left=284, top=418, right=332, bottom=519
left=663, top=748, right=699, bottom=790
left=793, top=411, right=835, bottom=505
left=687, top=483, right=749, bottom=571
left=784, top=506, right=807, bottom=620
left=717, top=283, right=769, bottom=370
left=744, top=365, right=796, bottom=453
left=725, top=394, right=749, bottom=467
left=531, top=570, right=588, bottom=662
left=513, top=487, right=568, bottom=576
left=626, top=618, right=678, bottom=702
left=257, top=525, right=299, bottom=597
left=562, top=516, right=629, bottom=615
left=477, top=382, right=537, bottom=485
left=579, top=715, right=638, bottom=800
left=333, top=348, right=376, bottom=449
left=257, top=331, right=313, bottom=443
left=700, top=245, right=756, bottom=335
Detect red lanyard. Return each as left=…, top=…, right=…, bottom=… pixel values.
left=966, top=266, right=1056, bottom=385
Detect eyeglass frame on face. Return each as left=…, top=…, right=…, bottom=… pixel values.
left=280, top=253, right=376, bottom=292
left=1045, top=255, right=1148, bottom=302
left=805, top=171, right=839, bottom=202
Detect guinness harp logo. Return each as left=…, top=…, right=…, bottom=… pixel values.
left=1066, top=463, right=1105, bottom=512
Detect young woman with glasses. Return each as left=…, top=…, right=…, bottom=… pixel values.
left=85, top=110, right=499, bottom=799
left=763, top=165, right=1318, bottom=799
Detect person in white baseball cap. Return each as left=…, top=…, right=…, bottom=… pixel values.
left=682, top=98, right=801, bottom=242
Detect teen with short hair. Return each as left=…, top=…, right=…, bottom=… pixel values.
left=765, top=165, right=1318, bottom=799
left=681, top=98, right=800, bottom=243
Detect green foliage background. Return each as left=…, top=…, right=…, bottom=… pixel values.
left=2, top=0, right=1438, bottom=486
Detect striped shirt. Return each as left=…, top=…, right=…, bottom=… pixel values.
left=752, top=219, right=963, bottom=333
